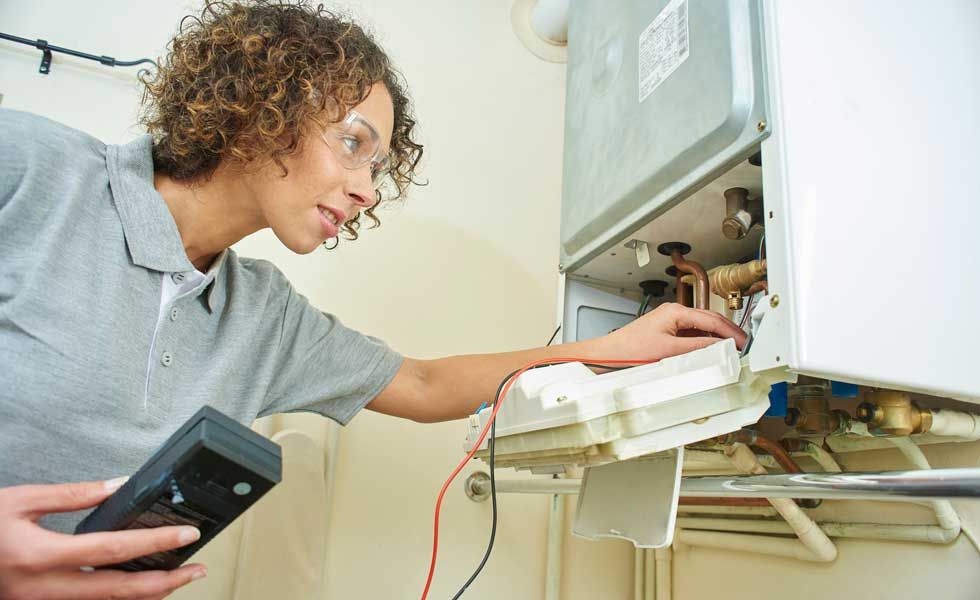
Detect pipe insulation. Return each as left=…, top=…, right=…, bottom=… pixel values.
left=725, top=444, right=838, bottom=562
left=929, top=410, right=980, bottom=438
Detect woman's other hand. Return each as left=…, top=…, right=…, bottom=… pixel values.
left=0, top=479, right=206, bottom=600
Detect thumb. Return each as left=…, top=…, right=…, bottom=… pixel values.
left=14, top=477, right=127, bottom=520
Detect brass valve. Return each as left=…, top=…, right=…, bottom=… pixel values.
left=681, top=260, right=767, bottom=300
left=856, top=390, right=933, bottom=436
left=784, top=384, right=841, bottom=435
left=722, top=187, right=764, bottom=240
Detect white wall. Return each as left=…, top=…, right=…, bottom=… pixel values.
left=1, top=1, right=637, bottom=598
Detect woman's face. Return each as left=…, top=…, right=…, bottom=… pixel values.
left=252, top=82, right=395, bottom=254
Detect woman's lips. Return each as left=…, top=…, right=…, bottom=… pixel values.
left=317, top=205, right=346, bottom=238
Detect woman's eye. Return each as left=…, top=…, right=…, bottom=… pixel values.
left=341, top=135, right=361, bottom=154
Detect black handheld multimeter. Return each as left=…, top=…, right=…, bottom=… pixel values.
left=74, top=405, right=282, bottom=571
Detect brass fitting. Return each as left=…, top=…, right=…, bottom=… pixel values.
left=856, top=390, right=933, bottom=436
left=727, top=290, right=744, bottom=311
left=785, top=384, right=840, bottom=435
left=722, top=188, right=764, bottom=240
left=681, top=260, right=767, bottom=300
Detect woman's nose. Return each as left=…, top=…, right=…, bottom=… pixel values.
left=346, top=165, right=375, bottom=207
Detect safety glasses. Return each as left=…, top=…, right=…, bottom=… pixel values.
left=320, top=110, right=390, bottom=188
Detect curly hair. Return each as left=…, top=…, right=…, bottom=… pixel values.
left=140, top=0, right=423, bottom=240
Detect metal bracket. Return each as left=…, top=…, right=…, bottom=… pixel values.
left=36, top=39, right=51, bottom=74
left=623, top=239, right=651, bottom=268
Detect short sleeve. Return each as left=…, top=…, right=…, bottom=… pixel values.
left=260, top=283, right=403, bottom=424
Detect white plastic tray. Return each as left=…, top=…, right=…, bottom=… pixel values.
left=463, top=339, right=792, bottom=471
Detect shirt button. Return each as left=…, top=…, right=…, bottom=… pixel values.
left=161, top=351, right=173, bottom=367
left=172, top=272, right=185, bottom=284
left=170, top=307, right=180, bottom=321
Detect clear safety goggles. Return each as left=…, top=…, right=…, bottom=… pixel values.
left=321, top=110, right=390, bottom=188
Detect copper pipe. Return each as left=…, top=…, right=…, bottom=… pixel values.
left=681, top=259, right=768, bottom=299
left=715, top=430, right=822, bottom=507
left=717, top=430, right=802, bottom=474
left=751, top=437, right=803, bottom=474
left=678, top=496, right=771, bottom=507
left=670, top=249, right=710, bottom=309
left=675, top=279, right=690, bottom=307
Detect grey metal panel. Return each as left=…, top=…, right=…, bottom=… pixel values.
left=562, top=279, right=639, bottom=342
left=561, top=0, right=768, bottom=271
left=573, top=449, right=684, bottom=548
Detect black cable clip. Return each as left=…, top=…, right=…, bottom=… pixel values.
left=35, top=38, right=52, bottom=74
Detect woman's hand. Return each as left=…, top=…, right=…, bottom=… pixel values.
left=602, top=302, right=747, bottom=361
left=0, top=479, right=206, bottom=600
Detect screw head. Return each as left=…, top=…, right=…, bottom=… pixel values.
left=770, top=294, right=780, bottom=308
left=757, top=119, right=767, bottom=132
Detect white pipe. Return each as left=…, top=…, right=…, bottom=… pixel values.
left=492, top=478, right=581, bottom=495
left=797, top=440, right=843, bottom=472
left=726, top=444, right=838, bottom=562
left=677, top=505, right=779, bottom=517
left=529, top=0, right=569, bottom=44
left=929, top=409, right=980, bottom=438
left=654, top=547, right=671, bottom=600
left=643, top=549, right=655, bottom=600
left=826, top=432, right=980, bottom=453
left=959, top=517, right=980, bottom=556
left=677, top=517, right=964, bottom=544
left=544, top=493, right=564, bottom=600
left=683, top=449, right=780, bottom=471
left=633, top=548, right=645, bottom=600
left=824, top=430, right=979, bottom=555
left=885, top=436, right=980, bottom=555
left=675, top=529, right=834, bottom=563
left=887, top=437, right=961, bottom=543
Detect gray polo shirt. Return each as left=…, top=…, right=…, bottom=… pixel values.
left=0, top=109, right=403, bottom=532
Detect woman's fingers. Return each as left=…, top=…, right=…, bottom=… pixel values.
left=38, top=526, right=200, bottom=570
left=35, top=564, right=206, bottom=600
left=666, top=335, right=723, bottom=355
left=666, top=305, right=747, bottom=347
left=10, top=479, right=123, bottom=521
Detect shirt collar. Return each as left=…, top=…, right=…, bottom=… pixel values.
left=106, top=135, right=195, bottom=273
left=107, top=135, right=229, bottom=314
left=205, top=249, right=229, bottom=313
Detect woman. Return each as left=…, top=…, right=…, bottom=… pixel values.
left=0, top=2, right=744, bottom=598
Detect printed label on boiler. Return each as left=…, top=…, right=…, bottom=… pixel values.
left=639, top=0, right=690, bottom=103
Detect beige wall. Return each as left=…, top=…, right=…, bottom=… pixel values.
left=1, top=1, right=628, bottom=598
